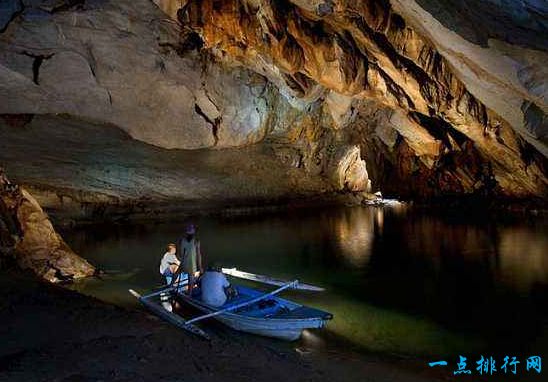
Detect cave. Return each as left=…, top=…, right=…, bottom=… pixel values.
left=0, top=1, right=547, bottom=381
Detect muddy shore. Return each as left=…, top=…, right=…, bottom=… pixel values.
left=0, top=270, right=449, bottom=382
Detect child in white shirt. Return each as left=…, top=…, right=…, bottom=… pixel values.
left=159, top=243, right=180, bottom=284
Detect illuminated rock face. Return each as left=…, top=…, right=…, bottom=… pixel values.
left=0, top=0, right=546, bottom=201
left=0, top=0, right=285, bottom=150
left=168, top=0, right=547, bottom=198
left=0, top=0, right=370, bottom=197
left=0, top=170, right=95, bottom=282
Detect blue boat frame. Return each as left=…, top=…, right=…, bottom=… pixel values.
left=173, top=284, right=333, bottom=341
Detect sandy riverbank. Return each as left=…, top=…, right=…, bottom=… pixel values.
left=0, top=270, right=448, bottom=382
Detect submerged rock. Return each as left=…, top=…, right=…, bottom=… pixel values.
left=0, top=169, right=95, bottom=282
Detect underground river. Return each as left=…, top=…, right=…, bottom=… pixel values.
left=62, top=205, right=548, bottom=359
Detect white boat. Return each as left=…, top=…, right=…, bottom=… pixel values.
left=130, top=269, right=332, bottom=341
left=174, top=284, right=332, bottom=341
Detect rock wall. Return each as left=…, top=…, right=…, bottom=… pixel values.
left=0, top=169, right=95, bottom=281
left=410, top=0, right=547, bottom=50
left=0, top=0, right=371, bottom=203
left=0, top=113, right=358, bottom=222
left=0, top=0, right=546, bottom=204
left=166, top=0, right=547, bottom=199
left=0, top=0, right=279, bottom=149
left=391, top=0, right=547, bottom=153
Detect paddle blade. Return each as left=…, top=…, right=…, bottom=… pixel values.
left=221, top=268, right=325, bottom=292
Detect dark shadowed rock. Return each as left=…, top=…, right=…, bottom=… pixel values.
left=0, top=0, right=22, bottom=32
left=414, top=0, right=548, bottom=50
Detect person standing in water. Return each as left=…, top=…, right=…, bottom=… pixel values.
left=177, top=223, right=203, bottom=295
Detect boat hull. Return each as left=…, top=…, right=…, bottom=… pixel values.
left=174, top=285, right=331, bottom=341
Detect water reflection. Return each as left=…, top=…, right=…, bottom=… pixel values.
left=396, top=213, right=548, bottom=292
left=499, top=227, right=548, bottom=290
left=333, top=208, right=375, bottom=268
left=64, top=205, right=548, bottom=354
left=299, top=329, right=327, bottom=352
left=332, top=205, right=409, bottom=268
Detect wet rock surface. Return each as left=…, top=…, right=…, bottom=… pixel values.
left=0, top=169, right=95, bottom=281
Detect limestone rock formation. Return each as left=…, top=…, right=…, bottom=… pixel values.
left=0, top=0, right=372, bottom=212
left=409, top=0, right=547, bottom=50
left=0, top=1, right=22, bottom=32
left=169, top=0, right=547, bottom=198
left=0, top=0, right=546, bottom=205
left=0, top=0, right=285, bottom=149
left=0, top=114, right=352, bottom=222
left=391, top=0, right=547, bottom=152
left=0, top=169, right=95, bottom=282
left=329, top=145, right=370, bottom=192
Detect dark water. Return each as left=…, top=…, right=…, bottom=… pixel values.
left=63, top=205, right=548, bottom=357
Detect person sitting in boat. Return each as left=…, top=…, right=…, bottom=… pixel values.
left=201, top=265, right=237, bottom=307
left=177, top=223, right=203, bottom=295
left=159, top=243, right=180, bottom=285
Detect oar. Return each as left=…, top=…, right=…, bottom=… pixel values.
left=185, top=280, right=298, bottom=325
left=129, top=289, right=210, bottom=340
left=130, top=280, right=296, bottom=339
left=221, top=268, right=325, bottom=292
left=142, top=276, right=190, bottom=299
left=141, top=285, right=174, bottom=299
